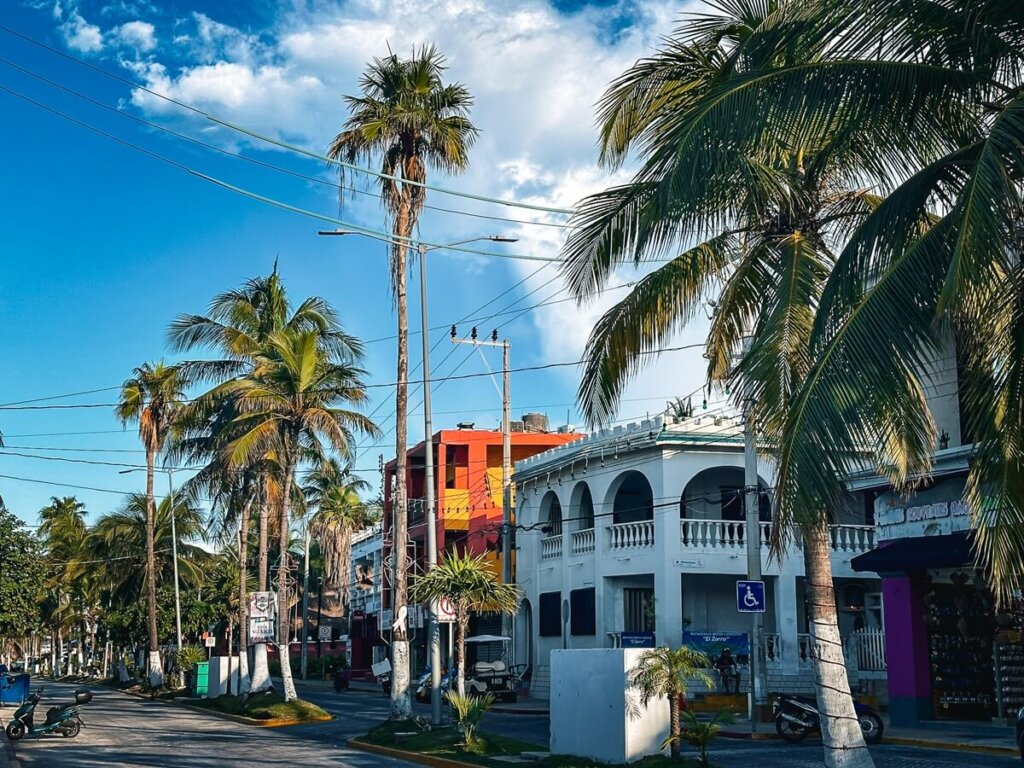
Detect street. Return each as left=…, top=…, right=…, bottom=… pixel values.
left=3, top=681, right=1019, bottom=767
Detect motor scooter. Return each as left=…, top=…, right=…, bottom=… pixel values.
left=414, top=667, right=454, bottom=702
left=773, top=693, right=884, bottom=744
left=4, top=687, right=91, bottom=741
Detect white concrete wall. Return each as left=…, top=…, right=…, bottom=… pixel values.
left=207, top=656, right=240, bottom=698
left=550, top=649, right=668, bottom=764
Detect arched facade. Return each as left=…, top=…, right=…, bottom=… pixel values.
left=680, top=466, right=772, bottom=521
left=606, top=470, right=654, bottom=524
left=539, top=490, right=563, bottom=536
left=570, top=482, right=595, bottom=531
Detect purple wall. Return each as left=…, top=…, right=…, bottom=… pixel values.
left=883, top=575, right=932, bottom=725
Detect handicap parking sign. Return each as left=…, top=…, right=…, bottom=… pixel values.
left=736, top=580, right=766, bottom=613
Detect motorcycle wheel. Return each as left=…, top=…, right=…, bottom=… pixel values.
left=61, top=720, right=81, bottom=738
left=859, top=712, right=884, bottom=744
left=5, top=721, right=26, bottom=741
left=774, top=713, right=810, bottom=743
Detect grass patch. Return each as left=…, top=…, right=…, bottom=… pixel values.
left=192, top=691, right=331, bottom=722
left=360, top=721, right=705, bottom=767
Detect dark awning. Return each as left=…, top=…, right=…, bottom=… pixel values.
left=851, top=531, right=974, bottom=574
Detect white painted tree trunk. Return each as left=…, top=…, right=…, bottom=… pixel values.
left=238, top=649, right=251, bottom=694
left=249, top=644, right=271, bottom=692
left=148, top=649, right=164, bottom=689
left=390, top=637, right=412, bottom=719
left=804, top=525, right=875, bottom=768
left=279, top=644, right=298, bottom=702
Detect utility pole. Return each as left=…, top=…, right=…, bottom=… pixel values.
left=419, top=242, right=443, bottom=726
left=451, top=327, right=513, bottom=641
left=743, top=398, right=766, bottom=730
left=300, top=522, right=311, bottom=680
left=168, top=469, right=184, bottom=690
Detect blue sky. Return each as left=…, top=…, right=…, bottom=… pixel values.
left=0, top=0, right=712, bottom=529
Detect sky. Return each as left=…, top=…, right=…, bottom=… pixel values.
left=0, top=0, right=718, bottom=530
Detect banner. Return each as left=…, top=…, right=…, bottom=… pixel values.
left=249, top=617, right=275, bottom=644
left=682, top=631, right=750, bottom=663
left=249, top=591, right=278, bottom=620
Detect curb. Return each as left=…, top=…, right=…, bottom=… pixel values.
left=881, top=735, right=1017, bottom=757
left=177, top=702, right=333, bottom=728
left=347, top=738, right=479, bottom=768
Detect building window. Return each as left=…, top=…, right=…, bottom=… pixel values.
left=624, top=587, right=655, bottom=632
left=539, top=592, right=561, bottom=637
left=570, top=588, right=596, bottom=636
left=720, top=486, right=743, bottom=521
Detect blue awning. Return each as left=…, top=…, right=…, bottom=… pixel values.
left=851, top=531, right=974, bottom=574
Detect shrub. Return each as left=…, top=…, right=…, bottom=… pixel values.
left=670, top=709, right=736, bottom=768
left=445, top=691, right=495, bottom=748
left=175, top=645, right=207, bottom=673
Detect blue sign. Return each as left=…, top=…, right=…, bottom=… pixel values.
left=736, top=580, right=766, bottom=613
left=682, top=631, right=750, bottom=661
left=620, top=632, right=656, bottom=648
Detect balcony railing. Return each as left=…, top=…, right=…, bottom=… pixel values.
left=608, top=520, right=655, bottom=550
left=829, top=524, right=875, bottom=553
left=679, top=519, right=875, bottom=555
left=571, top=528, right=596, bottom=555
left=541, top=536, right=563, bottom=559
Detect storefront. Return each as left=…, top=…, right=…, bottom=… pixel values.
left=851, top=458, right=1020, bottom=726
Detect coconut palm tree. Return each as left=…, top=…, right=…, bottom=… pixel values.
left=38, top=496, right=88, bottom=676
left=214, top=329, right=378, bottom=701
left=116, top=362, right=187, bottom=688
left=628, top=646, right=713, bottom=761
left=562, top=4, right=903, bottom=764
left=328, top=45, right=477, bottom=719
left=304, top=458, right=370, bottom=618
left=410, top=551, right=518, bottom=696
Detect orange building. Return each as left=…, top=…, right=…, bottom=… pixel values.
left=382, top=422, right=582, bottom=588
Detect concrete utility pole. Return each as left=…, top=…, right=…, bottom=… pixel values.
left=743, top=398, right=766, bottom=730
left=300, top=522, right=311, bottom=680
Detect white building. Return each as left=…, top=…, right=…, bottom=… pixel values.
left=513, top=414, right=886, bottom=700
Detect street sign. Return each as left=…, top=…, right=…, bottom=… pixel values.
left=204, top=636, right=216, bottom=648
left=434, top=597, right=456, bottom=623
left=318, top=625, right=331, bottom=642
left=736, top=580, right=766, bottom=613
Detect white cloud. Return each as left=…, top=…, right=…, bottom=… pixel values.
left=114, top=20, right=156, bottom=52
left=58, top=3, right=104, bottom=53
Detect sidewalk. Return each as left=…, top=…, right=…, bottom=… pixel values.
left=0, top=712, right=22, bottom=768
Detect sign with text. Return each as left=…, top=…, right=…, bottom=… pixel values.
left=620, top=632, right=656, bottom=648
left=736, top=580, right=766, bottom=613
left=318, top=625, right=332, bottom=642
left=683, top=631, right=750, bottom=660
left=249, top=591, right=278, bottom=620
left=249, top=617, right=275, bottom=644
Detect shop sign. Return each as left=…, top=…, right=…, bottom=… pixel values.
left=876, top=506, right=905, bottom=526
left=951, top=500, right=971, bottom=517
left=683, top=631, right=750, bottom=658
left=620, top=632, right=656, bottom=648
left=906, top=502, right=950, bottom=522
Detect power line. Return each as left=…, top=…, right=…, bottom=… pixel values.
left=0, top=83, right=561, bottom=263
left=0, top=55, right=570, bottom=232
left=0, top=23, right=575, bottom=216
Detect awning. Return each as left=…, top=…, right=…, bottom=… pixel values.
left=851, top=531, right=974, bottom=574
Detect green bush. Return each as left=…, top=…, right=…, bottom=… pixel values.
left=175, top=645, right=207, bottom=673
left=445, top=691, right=496, bottom=748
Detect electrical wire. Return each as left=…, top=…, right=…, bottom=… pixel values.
left=0, top=24, right=575, bottom=216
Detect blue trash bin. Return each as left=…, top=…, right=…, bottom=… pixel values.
left=0, top=674, right=31, bottom=704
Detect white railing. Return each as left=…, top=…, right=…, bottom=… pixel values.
left=608, top=520, right=655, bottom=550
left=679, top=519, right=772, bottom=549
left=571, top=528, right=595, bottom=555
left=849, top=629, right=887, bottom=671
left=830, top=525, right=875, bottom=553
left=797, top=633, right=819, bottom=665
left=763, top=633, right=782, bottom=664
left=541, top=536, right=563, bottom=559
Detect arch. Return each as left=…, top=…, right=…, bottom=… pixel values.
left=515, top=598, right=533, bottom=670
left=539, top=490, right=562, bottom=536
left=569, top=482, right=594, bottom=530
left=607, top=471, right=654, bottom=524
left=680, top=466, right=772, bottom=521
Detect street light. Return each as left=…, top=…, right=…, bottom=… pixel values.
left=318, top=228, right=519, bottom=725
left=120, top=466, right=184, bottom=688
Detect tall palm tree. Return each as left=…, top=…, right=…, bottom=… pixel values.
left=170, top=269, right=354, bottom=694
left=116, top=362, right=187, bottom=688
left=560, top=4, right=908, bottom=764
left=628, top=646, right=713, bottom=760
left=39, top=496, right=88, bottom=677
left=215, top=329, right=378, bottom=701
left=305, top=458, right=371, bottom=618
left=410, top=551, right=518, bottom=696
left=328, top=45, right=477, bottom=720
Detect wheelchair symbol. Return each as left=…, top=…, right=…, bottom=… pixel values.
left=743, top=586, right=759, bottom=608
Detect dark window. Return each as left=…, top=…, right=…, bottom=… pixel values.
left=539, top=592, right=561, bottom=637
left=720, top=486, right=743, bottom=521
left=570, top=588, right=596, bottom=636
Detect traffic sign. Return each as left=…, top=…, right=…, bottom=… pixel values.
left=434, top=597, right=456, bottom=623
left=318, top=625, right=332, bottom=642
left=204, top=636, right=216, bottom=648
left=736, top=580, right=766, bottom=613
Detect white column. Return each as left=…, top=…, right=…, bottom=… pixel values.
left=777, top=575, right=799, bottom=675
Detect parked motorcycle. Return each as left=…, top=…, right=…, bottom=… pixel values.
left=414, top=667, right=454, bottom=703
left=773, top=693, right=884, bottom=744
left=5, top=687, right=92, bottom=741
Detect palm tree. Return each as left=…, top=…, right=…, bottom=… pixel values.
left=563, top=4, right=890, bottom=764
left=116, top=362, right=187, bottom=688
left=410, top=551, right=518, bottom=696
left=215, top=329, right=378, bottom=701
left=628, top=646, right=713, bottom=760
left=328, top=45, right=477, bottom=719
left=305, top=458, right=370, bottom=618
left=170, top=269, right=356, bottom=694
left=39, top=496, right=88, bottom=676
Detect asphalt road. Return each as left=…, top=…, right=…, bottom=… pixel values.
left=3, top=680, right=1020, bottom=768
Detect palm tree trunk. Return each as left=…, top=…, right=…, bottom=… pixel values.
left=55, top=623, right=62, bottom=677
left=668, top=692, right=681, bottom=759
left=278, top=453, right=299, bottom=702
left=804, top=523, right=874, bottom=768
left=250, top=490, right=272, bottom=692
left=456, top=609, right=469, bottom=697
left=238, top=500, right=252, bottom=695
left=144, top=447, right=163, bottom=688
left=390, top=198, right=413, bottom=720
